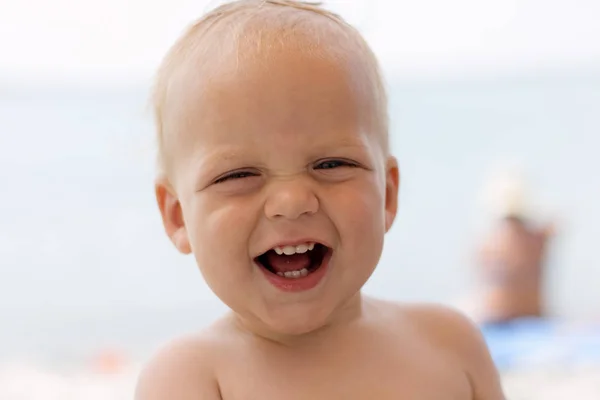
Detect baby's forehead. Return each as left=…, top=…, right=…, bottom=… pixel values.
left=165, top=18, right=371, bottom=115
left=154, top=1, right=388, bottom=173
left=166, top=47, right=374, bottom=150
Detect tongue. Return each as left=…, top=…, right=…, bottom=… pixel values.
left=265, top=252, right=311, bottom=273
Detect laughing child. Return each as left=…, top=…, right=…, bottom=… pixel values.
left=136, top=1, right=505, bottom=399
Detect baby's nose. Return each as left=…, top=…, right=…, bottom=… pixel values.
left=264, top=178, right=319, bottom=220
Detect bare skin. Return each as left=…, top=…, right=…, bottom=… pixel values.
left=478, top=216, right=554, bottom=322
left=137, top=9, right=504, bottom=400
left=136, top=298, right=503, bottom=400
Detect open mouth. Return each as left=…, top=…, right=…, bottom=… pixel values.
left=255, top=242, right=330, bottom=279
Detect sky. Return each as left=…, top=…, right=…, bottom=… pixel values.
left=0, top=0, right=599, bottom=84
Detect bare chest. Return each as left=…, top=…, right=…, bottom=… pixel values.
left=216, top=340, right=471, bottom=400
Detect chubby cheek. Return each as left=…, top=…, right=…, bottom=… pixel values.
left=185, top=196, right=259, bottom=289
left=327, top=177, right=386, bottom=260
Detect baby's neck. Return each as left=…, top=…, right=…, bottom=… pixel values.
left=232, top=292, right=367, bottom=348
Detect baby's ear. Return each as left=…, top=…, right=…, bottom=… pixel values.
left=155, top=177, right=192, bottom=254
left=384, top=156, right=400, bottom=232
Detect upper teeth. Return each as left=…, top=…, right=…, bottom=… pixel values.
left=274, top=242, right=316, bottom=255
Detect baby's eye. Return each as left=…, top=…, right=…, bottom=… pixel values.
left=314, top=159, right=357, bottom=170
left=214, top=170, right=259, bottom=184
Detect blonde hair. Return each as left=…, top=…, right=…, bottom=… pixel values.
left=152, top=0, right=388, bottom=175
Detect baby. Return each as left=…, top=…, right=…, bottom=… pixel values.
left=136, top=1, right=504, bottom=399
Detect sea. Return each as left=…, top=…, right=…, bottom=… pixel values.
left=1, top=69, right=599, bottom=368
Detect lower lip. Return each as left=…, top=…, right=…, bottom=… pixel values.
left=258, top=250, right=332, bottom=292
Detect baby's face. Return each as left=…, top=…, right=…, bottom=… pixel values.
left=158, top=45, right=399, bottom=335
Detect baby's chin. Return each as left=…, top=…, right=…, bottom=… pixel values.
left=267, top=295, right=367, bottom=339
left=265, top=311, right=331, bottom=337
left=234, top=302, right=343, bottom=340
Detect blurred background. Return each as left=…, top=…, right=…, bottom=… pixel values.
left=0, top=0, right=599, bottom=398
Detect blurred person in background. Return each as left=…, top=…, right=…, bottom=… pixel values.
left=475, top=167, right=556, bottom=323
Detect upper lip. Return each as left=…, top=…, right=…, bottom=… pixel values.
left=253, top=238, right=331, bottom=258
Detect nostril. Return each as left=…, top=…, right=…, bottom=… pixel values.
left=264, top=187, right=319, bottom=220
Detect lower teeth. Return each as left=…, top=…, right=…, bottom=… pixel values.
left=277, top=268, right=309, bottom=279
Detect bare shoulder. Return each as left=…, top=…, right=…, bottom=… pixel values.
left=401, top=303, right=485, bottom=353
left=400, top=303, right=505, bottom=400
left=135, top=329, right=223, bottom=400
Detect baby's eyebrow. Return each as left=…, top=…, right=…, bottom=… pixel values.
left=194, top=137, right=371, bottom=168
left=311, top=139, right=372, bottom=153
left=192, top=148, right=249, bottom=177
left=199, top=147, right=245, bottom=164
